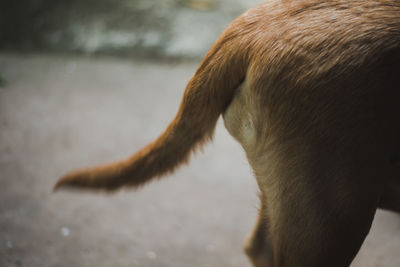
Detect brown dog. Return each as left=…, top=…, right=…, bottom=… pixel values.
left=55, top=1, right=400, bottom=266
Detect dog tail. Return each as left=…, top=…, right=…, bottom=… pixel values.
left=54, top=20, right=250, bottom=192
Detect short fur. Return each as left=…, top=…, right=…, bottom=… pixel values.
left=55, top=1, right=400, bottom=266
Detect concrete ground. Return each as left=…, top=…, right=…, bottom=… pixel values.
left=0, top=53, right=399, bottom=267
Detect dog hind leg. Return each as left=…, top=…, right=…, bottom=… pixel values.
left=250, top=138, right=383, bottom=267
left=244, top=198, right=274, bottom=267
left=379, top=170, right=400, bottom=213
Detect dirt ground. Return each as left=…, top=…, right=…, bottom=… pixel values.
left=0, top=53, right=399, bottom=267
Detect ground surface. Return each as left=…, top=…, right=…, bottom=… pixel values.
left=0, top=53, right=400, bottom=267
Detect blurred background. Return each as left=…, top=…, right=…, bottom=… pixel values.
left=0, top=0, right=263, bottom=59
left=0, top=0, right=399, bottom=266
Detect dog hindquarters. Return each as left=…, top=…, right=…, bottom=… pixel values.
left=223, top=75, right=388, bottom=267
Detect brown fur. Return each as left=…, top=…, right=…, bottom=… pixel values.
left=55, top=0, right=400, bottom=266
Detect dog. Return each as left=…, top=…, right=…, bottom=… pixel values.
left=54, top=0, right=400, bottom=266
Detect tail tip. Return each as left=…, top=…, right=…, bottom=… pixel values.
left=53, top=175, right=76, bottom=193
left=53, top=170, right=91, bottom=193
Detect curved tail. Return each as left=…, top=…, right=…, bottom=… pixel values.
left=54, top=20, right=250, bottom=192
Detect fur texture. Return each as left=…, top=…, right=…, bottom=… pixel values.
left=55, top=1, right=400, bottom=266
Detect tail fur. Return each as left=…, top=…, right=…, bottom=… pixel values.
left=54, top=17, right=250, bottom=192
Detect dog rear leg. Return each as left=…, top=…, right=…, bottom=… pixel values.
left=253, top=142, right=382, bottom=267
left=244, top=198, right=274, bottom=267
left=378, top=153, right=400, bottom=213
left=379, top=176, right=400, bottom=213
